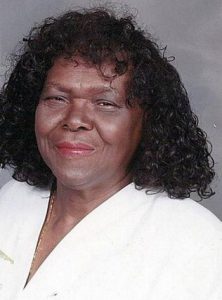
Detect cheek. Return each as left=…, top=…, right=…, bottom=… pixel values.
left=35, top=106, right=48, bottom=142
left=97, top=113, right=143, bottom=148
left=34, top=106, right=56, bottom=167
left=35, top=104, right=60, bottom=139
left=35, top=106, right=43, bottom=136
left=34, top=106, right=57, bottom=159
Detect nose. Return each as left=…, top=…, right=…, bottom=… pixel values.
left=62, top=99, right=93, bottom=132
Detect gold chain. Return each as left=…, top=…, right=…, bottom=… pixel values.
left=26, top=193, right=56, bottom=282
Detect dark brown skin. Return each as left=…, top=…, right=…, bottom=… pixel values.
left=28, top=56, right=143, bottom=282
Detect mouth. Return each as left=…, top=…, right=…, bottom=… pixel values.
left=55, top=142, right=96, bottom=157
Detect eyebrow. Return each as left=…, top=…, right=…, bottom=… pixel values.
left=43, top=81, right=118, bottom=95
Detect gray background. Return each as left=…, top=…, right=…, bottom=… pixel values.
left=0, top=0, right=221, bottom=219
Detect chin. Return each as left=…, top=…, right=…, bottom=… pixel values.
left=54, top=171, right=97, bottom=190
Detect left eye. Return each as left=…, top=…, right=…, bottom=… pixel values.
left=45, top=96, right=66, bottom=101
left=96, top=100, right=117, bottom=107
left=98, top=102, right=114, bottom=106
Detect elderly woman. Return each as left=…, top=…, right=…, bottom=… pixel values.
left=0, top=7, right=221, bottom=300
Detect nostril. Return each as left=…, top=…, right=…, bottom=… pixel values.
left=62, top=104, right=94, bottom=131
left=62, top=122, right=93, bottom=132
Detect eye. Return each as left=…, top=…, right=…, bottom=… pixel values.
left=98, top=101, right=115, bottom=106
left=40, top=95, right=69, bottom=106
left=96, top=99, right=120, bottom=110
left=39, top=94, right=69, bottom=108
left=44, top=96, right=66, bottom=102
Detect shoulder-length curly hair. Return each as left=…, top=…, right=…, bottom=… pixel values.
left=0, top=7, right=215, bottom=199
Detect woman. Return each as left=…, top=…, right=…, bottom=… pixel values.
left=0, top=7, right=222, bottom=300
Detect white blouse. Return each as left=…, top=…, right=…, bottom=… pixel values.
left=0, top=179, right=222, bottom=300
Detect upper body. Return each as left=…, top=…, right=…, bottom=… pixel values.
left=0, top=6, right=220, bottom=300
left=0, top=179, right=222, bottom=300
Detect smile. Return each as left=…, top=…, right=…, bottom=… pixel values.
left=55, top=142, right=95, bottom=157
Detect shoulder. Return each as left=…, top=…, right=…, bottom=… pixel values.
left=0, top=178, right=49, bottom=196
left=144, top=192, right=222, bottom=298
left=151, top=190, right=221, bottom=222
left=0, top=179, right=50, bottom=248
left=118, top=185, right=222, bottom=297
left=153, top=191, right=222, bottom=232
left=0, top=179, right=50, bottom=213
left=131, top=186, right=222, bottom=243
left=0, top=178, right=33, bottom=196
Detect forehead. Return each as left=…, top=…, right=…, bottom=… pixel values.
left=44, top=56, right=130, bottom=96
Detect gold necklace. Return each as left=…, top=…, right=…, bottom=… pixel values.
left=27, top=192, right=56, bottom=282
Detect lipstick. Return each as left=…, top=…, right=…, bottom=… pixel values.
left=55, top=142, right=95, bottom=157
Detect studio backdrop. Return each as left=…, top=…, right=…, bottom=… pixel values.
left=0, top=0, right=221, bottom=219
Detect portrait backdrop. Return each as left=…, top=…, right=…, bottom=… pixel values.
left=0, top=0, right=221, bottom=219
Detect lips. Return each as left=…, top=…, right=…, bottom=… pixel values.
left=55, top=142, right=95, bottom=157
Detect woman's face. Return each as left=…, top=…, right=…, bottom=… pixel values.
left=35, top=56, right=143, bottom=190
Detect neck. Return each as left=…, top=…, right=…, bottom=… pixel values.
left=52, top=174, right=132, bottom=228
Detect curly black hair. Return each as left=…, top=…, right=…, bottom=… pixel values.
left=0, top=7, right=215, bottom=199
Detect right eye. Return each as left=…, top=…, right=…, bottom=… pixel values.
left=44, top=96, right=66, bottom=102
left=39, top=94, right=69, bottom=108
